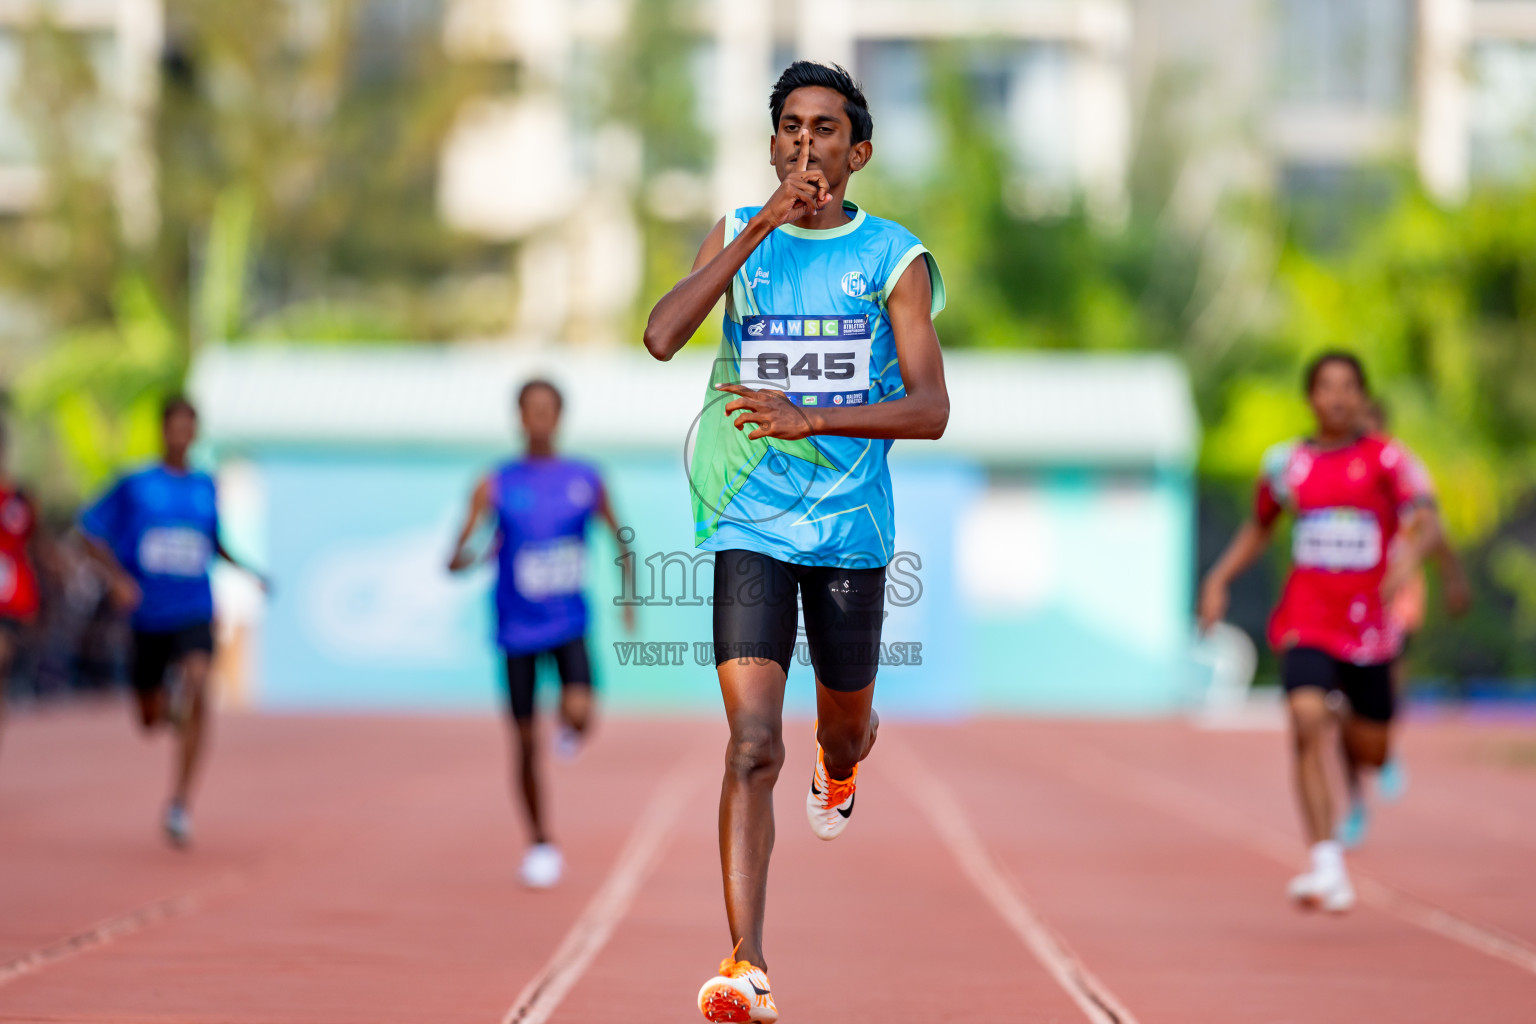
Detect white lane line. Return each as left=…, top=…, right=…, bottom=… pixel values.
left=886, top=736, right=1140, bottom=1024
left=501, top=748, right=704, bottom=1024
left=0, top=869, right=249, bottom=989
left=1043, top=737, right=1536, bottom=978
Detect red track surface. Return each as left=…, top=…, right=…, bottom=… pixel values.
left=3, top=705, right=1535, bottom=1022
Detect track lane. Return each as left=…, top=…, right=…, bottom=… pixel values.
left=911, top=720, right=1536, bottom=1024
left=0, top=713, right=691, bottom=1023
left=557, top=721, right=1093, bottom=1024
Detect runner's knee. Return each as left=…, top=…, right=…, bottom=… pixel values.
left=725, top=722, right=784, bottom=784
left=1289, top=698, right=1330, bottom=752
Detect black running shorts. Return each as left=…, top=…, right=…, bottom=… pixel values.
left=711, top=548, right=886, bottom=693
left=504, top=635, right=593, bottom=722
left=1280, top=646, right=1396, bottom=723
left=131, top=622, right=215, bottom=697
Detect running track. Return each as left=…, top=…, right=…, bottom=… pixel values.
left=2, top=706, right=1535, bottom=1022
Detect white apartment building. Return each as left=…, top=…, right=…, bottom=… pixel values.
left=5, top=1, right=1536, bottom=342
left=440, top=0, right=1134, bottom=342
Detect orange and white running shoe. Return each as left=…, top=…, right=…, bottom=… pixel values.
left=697, top=943, right=777, bottom=1022
left=805, top=744, right=858, bottom=841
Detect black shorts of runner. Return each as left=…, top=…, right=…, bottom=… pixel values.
left=504, top=635, right=592, bottom=722
left=0, top=615, right=25, bottom=662
left=712, top=548, right=886, bottom=693
left=132, top=622, right=215, bottom=697
left=1280, top=646, right=1395, bottom=723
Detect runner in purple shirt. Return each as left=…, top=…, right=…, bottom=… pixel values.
left=448, top=380, right=634, bottom=889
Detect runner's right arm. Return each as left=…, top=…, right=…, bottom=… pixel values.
left=77, top=480, right=141, bottom=612
left=77, top=533, right=141, bottom=613
left=447, top=476, right=493, bottom=573
left=1198, top=519, right=1275, bottom=631
left=643, top=139, right=830, bottom=361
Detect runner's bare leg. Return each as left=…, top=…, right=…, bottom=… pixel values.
left=511, top=718, right=549, bottom=844
left=1289, top=688, right=1334, bottom=843
left=815, top=680, right=878, bottom=782
left=172, top=650, right=211, bottom=807
left=717, top=657, right=789, bottom=970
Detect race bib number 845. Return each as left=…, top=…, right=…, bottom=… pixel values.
left=740, top=314, right=871, bottom=408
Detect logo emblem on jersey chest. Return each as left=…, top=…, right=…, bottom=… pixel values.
left=841, top=271, right=867, bottom=297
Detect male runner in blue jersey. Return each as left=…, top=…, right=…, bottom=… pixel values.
left=447, top=379, right=635, bottom=889
left=79, top=396, right=267, bottom=847
left=644, top=61, right=948, bottom=1022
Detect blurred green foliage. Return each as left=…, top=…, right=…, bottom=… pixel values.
left=1, top=1, right=503, bottom=498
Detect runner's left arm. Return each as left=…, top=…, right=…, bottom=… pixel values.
left=1381, top=499, right=1449, bottom=606
left=214, top=537, right=270, bottom=592
left=717, top=256, right=948, bottom=442
left=1429, top=524, right=1473, bottom=617
left=1380, top=444, right=1461, bottom=607
left=593, top=481, right=637, bottom=633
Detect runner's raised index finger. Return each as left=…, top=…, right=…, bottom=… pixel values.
left=798, top=131, right=811, bottom=174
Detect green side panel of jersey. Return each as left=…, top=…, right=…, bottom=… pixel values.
left=690, top=337, right=839, bottom=545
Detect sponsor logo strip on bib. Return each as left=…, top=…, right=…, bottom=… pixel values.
left=741, top=315, right=871, bottom=407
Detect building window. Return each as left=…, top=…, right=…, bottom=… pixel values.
left=857, top=40, right=1073, bottom=193
left=1470, top=41, right=1536, bottom=183
left=1276, top=0, right=1414, bottom=110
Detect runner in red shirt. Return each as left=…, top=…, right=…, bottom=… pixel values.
left=0, top=419, right=53, bottom=758
left=1199, top=352, right=1447, bottom=913
left=1331, top=399, right=1472, bottom=849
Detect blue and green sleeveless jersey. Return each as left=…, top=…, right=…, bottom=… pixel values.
left=688, top=201, right=944, bottom=568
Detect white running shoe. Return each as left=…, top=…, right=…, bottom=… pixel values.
left=554, top=725, right=583, bottom=762
left=1287, top=870, right=1355, bottom=913
left=697, top=945, right=778, bottom=1022
left=805, top=745, right=858, bottom=841
left=163, top=803, right=192, bottom=849
left=520, top=843, right=563, bottom=889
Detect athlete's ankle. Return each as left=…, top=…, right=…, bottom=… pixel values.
left=822, top=758, right=857, bottom=782
left=1309, top=839, right=1345, bottom=878
left=732, top=942, right=766, bottom=970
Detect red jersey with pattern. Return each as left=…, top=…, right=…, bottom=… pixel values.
left=1255, top=434, right=1433, bottom=664
left=0, top=486, right=40, bottom=622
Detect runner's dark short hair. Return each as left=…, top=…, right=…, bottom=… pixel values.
left=517, top=379, right=563, bottom=413
left=161, top=394, right=197, bottom=423
left=1304, top=351, right=1368, bottom=395
left=770, top=61, right=873, bottom=144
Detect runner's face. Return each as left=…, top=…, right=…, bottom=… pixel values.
left=163, top=409, right=197, bottom=458
left=520, top=388, right=561, bottom=446
left=1308, top=362, right=1365, bottom=437
left=770, top=86, right=869, bottom=187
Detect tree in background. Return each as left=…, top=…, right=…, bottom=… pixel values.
left=3, top=1, right=503, bottom=501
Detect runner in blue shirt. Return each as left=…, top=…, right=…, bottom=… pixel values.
left=447, top=380, right=635, bottom=890
left=644, top=62, right=949, bottom=1022
left=79, top=396, right=267, bottom=847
